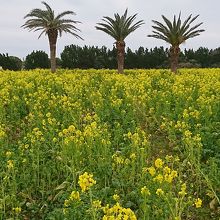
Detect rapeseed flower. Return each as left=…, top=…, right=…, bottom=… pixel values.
left=147, top=166, right=156, bottom=176
left=5, top=151, right=12, bottom=157
left=195, top=198, right=202, bottom=208
left=155, top=158, right=164, bottom=168
left=102, top=202, right=137, bottom=220
left=164, top=174, right=173, bottom=183
left=153, top=174, right=163, bottom=183
left=69, top=191, right=80, bottom=201
left=78, top=172, right=96, bottom=192
left=156, top=188, right=164, bottom=196
left=13, top=207, right=21, bottom=214
left=92, top=200, right=102, bottom=209
left=170, top=170, right=178, bottom=178
left=7, top=160, right=14, bottom=169
left=163, top=166, right=171, bottom=174
left=141, top=186, right=151, bottom=196
left=178, top=183, right=187, bottom=196
left=113, top=194, right=120, bottom=201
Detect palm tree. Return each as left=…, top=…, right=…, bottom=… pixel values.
left=96, top=9, right=144, bottom=74
left=148, top=13, right=204, bottom=73
left=22, top=1, right=82, bottom=73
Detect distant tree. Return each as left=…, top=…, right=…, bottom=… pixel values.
left=194, top=47, right=211, bottom=67
left=25, top=50, right=49, bottom=70
left=148, top=13, right=204, bottom=73
left=9, top=56, right=23, bottom=70
left=0, top=54, right=22, bottom=71
left=94, top=46, right=110, bottom=69
left=56, top=57, right=62, bottom=68
left=22, top=1, right=82, bottom=73
left=210, top=47, right=220, bottom=67
left=96, top=9, right=144, bottom=73
left=61, top=45, right=81, bottom=68
left=61, top=45, right=117, bottom=69
left=148, top=47, right=168, bottom=68
left=125, top=47, right=137, bottom=69
left=184, top=48, right=195, bottom=61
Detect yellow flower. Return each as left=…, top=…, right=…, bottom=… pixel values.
left=163, top=166, right=171, bottom=174
left=7, top=160, right=14, bottom=169
left=184, top=130, right=192, bottom=137
left=156, top=188, right=164, bottom=196
left=141, top=186, right=151, bottom=196
left=155, top=158, right=164, bottom=168
left=62, top=129, right=68, bottom=135
left=147, top=166, right=156, bottom=176
left=64, top=199, right=70, bottom=207
left=69, top=191, right=80, bottom=201
left=195, top=198, right=202, bottom=208
left=130, top=153, right=136, bottom=160
left=5, top=151, right=12, bottom=157
left=153, top=174, right=163, bottom=183
left=78, top=172, right=96, bottom=192
left=164, top=174, right=173, bottom=183
left=178, top=183, right=187, bottom=196
left=92, top=200, right=102, bottom=209
left=68, top=125, right=76, bottom=132
left=102, top=202, right=137, bottom=219
left=13, top=207, right=21, bottom=214
left=170, top=170, right=178, bottom=178
left=113, top=194, right=120, bottom=201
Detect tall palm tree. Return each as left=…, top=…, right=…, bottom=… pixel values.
left=22, top=1, right=82, bottom=73
left=96, top=9, right=144, bottom=73
left=148, top=13, right=204, bottom=73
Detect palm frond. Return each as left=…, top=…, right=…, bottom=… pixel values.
left=22, top=1, right=82, bottom=40
left=55, top=11, right=76, bottom=20
left=96, top=9, right=144, bottom=41
left=148, top=13, right=204, bottom=46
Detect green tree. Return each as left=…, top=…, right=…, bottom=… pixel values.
left=25, top=50, right=49, bottom=70
left=210, top=47, right=220, bottom=67
left=96, top=9, right=144, bottom=73
left=22, top=1, right=82, bottom=73
left=0, top=54, right=22, bottom=71
left=148, top=13, right=204, bottom=73
left=194, top=47, right=210, bottom=67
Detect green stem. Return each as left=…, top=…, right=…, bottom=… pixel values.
left=89, top=188, right=96, bottom=220
left=142, top=195, right=149, bottom=220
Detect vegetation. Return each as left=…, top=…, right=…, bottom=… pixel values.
left=0, top=69, right=219, bottom=219
left=24, top=50, right=49, bottom=70
left=0, top=2, right=219, bottom=219
left=60, top=45, right=220, bottom=69
left=96, top=9, right=144, bottom=73
left=3, top=45, right=220, bottom=71
left=0, top=54, right=22, bottom=71
left=148, top=13, right=204, bottom=73
left=22, top=1, right=82, bottom=73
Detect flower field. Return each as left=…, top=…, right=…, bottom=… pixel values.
left=0, top=69, right=219, bottom=219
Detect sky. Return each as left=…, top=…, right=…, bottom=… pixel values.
left=0, top=0, right=219, bottom=59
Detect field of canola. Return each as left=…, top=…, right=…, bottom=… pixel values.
left=0, top=68, right=219, bottom=219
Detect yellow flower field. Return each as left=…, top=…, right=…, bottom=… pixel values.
left=0, top=69, right=219, bottom=219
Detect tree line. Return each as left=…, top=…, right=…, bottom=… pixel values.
left=1, top=46, right=220, bottom=71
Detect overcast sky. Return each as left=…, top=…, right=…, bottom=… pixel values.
left=0, top=0, right=219, bottom=59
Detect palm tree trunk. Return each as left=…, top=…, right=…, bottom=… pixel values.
left=48, top=30, right=58, bottom=73
left=116, top=41, right=125, bottom=74
left=170, top=46, right=180, bottom=73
